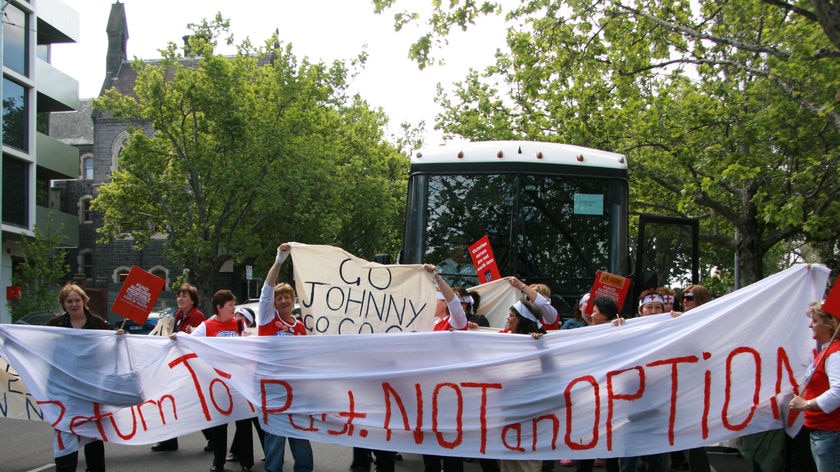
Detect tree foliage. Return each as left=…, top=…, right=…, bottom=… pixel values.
left=374, top=0, right=840, bottom=285
left=92, top=16, right=408, bottom=310
left=9, top=221, right=70, bottom=320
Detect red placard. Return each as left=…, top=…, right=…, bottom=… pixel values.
left=468, top=235, right=502, bottom=284
left=111, top=266, right=165, bottom=324
left=585, top=270, right=630, bottom=315
left=823, top=280, right=840, bottom=319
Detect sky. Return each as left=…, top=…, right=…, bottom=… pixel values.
left=51, top=0, right=508, bottom=146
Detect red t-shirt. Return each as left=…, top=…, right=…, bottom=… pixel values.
left=202, top=317, right=242, bottom=337
left=258, top=314, right=306, bottom=337
left=433, top=315, right=468, bottom=332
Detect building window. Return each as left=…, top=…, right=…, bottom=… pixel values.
left=3, top=4, right=29, bottom=76
left=3, top=78, right=28, bottom=151
left=79, top=250, right=94, bottom=279
left=111, top=131, right=130, bottom=171
left=2, top=155, right=29, bottom=227
left=81, top=154, right=94, bottom=179
left=114, top=267, right=131, bottom=283
left=149, top=266, right=169, bottom=287
left=79, top=196, right=93, bottom=223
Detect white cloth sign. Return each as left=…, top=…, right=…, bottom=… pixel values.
left=0, top=264, right=829, bottom=460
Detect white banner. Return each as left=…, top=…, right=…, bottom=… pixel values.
left=0, top=264, right=829, bottom=460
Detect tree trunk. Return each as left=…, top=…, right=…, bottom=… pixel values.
left=737, top=233, right=765, bottom=287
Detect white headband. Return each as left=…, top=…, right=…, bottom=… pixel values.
left=662, top=295, right=675, bottom=304
left=639, top=293, right=665, bottom=307
left=460, top=295, right=474, bottom=305
left=512, top=301, right=542, bottom=328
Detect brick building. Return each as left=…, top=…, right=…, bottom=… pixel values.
left=52, top=3, right=243, bottom=322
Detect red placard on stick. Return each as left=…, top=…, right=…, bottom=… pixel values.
left=823, top=280, right=840, bottom=319
left=111, top=266, right=165, bottom=324
left=585, top=270, right=631, bottom=315
left=469, top=235, right=502, bottom=284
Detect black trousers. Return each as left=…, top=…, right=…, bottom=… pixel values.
left=208, top=423, right=228, bottom=468
left=351, top=447, right=396, bottom=472
left=55, top=440, right=105, bottom=472
left=423, top=454, right=464, bottom=472
left=576, top=458, right=619, bottom=472
left=229, top=418, right=256, bottom=467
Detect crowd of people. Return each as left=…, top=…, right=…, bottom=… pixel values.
left=41, top=246, right=839, bottom=472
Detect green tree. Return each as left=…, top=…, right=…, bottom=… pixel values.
left=374, top=0, right=840, bottom=285
left=92, top=16, right=407, bottom=311
left=8, top=221, right=70, bottom=320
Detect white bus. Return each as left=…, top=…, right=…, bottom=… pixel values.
left=400, top=140, right=630, bottom=313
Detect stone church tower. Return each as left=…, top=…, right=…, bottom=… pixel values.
left=55, top=3, right=181, bottom=322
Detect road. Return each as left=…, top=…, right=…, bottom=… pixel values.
left=4, top=419, right=754, bottom=472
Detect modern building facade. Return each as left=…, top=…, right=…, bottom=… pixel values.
left=1, top=0, right=81, bottom=323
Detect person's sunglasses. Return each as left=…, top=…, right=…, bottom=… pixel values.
left=683, top=294, right=694, bottom=301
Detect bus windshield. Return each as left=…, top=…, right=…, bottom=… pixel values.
left=401, top=141, right=629, bottom=313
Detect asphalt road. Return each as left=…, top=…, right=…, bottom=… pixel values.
left=4, top=419, right=755, bottom=472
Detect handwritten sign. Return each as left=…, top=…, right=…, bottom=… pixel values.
left=469, top=235, right=502, bottom=283
left=289, top=244, right=437, bottom=334
left=111, top=266, right=165, bottom=324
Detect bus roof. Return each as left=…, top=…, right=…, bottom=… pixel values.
left=412, top=140, right=627, bottom=170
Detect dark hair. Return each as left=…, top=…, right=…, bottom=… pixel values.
left=454, top=286, right=475, bottom=316
left=177, top=283, right=199, bottom=306
left=511, top=299, right=547, bottom=335
left=592, top=296, right=619, bottom=320
left=211, top=289, right=236, bottom=313
left=469, top=291, right=481, bottom=314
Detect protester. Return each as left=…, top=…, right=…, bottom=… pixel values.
left=187, top=289, right=250, bottom=472
left=561, top=293, right=591, bottom=330
left=259, top=243, right=314, bottom=472
left=508, top=277, right=559, bottom=330
left=495, top=299, right=547, bottom=472
left=151, top=282, right=209, bottom=452
left=225, top=306, right=261, bottom=469
left=423, top=263, right=471, bottom=472
left=45, top=283, right=114, bottom=472
left=637, top=289, right=666, bottom=317
left=455, top=286, right=489, bottom=328
left=789, top=300, right=840, bottom=472
left=427, top=263, right=469, bottom=332
left=657, top=287, right=676, bottom=313
left=671, top=284, right=712, bottom=317
left=575, top=296, right=620, bottom=472
left=617, top=291, right=667, bottom=472
left=671, top=284, right=713, bottom=471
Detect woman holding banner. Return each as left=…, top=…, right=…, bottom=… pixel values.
left=151, top=282, right=209, bottom=452
left=45, top=283, right=112, bottom=472
left=574, top=297, right=620, bottom=472
left=789, top=300, right=840, bottom=472
left=259, top=243, right=314, bottom=472
left=189, top=289, right=254, bottom=472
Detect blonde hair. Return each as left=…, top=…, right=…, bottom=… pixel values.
left=274, top=282, right=295, bottom=298
left=529, top=283, right=551, bottom=297
left=59, top=283, right=90, bottom=308
left=807, top=301, right=839, bottom=333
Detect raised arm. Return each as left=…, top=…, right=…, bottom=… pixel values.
left=265, top=243, right=291, bottom=287
left=508, top=277, right=558, bottom=325
left=424, top=264, right=467, bottom=329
